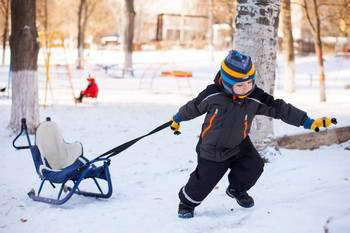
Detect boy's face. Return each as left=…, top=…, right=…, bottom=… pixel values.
left=233, top=79, right=253, bottom=95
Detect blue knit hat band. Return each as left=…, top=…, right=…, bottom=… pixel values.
left=221, top=70, right=255, bottom=86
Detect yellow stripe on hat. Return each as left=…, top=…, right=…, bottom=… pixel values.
left=221, top=59, right=255, bottom=78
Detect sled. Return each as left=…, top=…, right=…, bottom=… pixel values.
left=12, top=117, right=112, bottom=205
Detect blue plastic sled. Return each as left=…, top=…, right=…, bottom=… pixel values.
left=12, top=117, right=113, bottom=205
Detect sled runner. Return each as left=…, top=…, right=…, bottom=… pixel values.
left=12, top=117, right=112, bottom=205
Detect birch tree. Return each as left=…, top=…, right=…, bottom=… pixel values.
left=9, top=0, right=40, bottom=133
left=233, top=0, right=281, bottom=155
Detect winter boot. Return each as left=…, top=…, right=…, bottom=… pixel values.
left=226, top=186, right=254, bottom=208
left=178, top=202, right=195, bottom=218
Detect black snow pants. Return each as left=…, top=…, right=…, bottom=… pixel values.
left=178, top=136, right=264, bottom=208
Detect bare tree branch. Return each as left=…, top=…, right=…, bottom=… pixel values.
left=302, top=0, right=316, bottom=35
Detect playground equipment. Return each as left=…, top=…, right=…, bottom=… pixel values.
left=336, top=41, right=350, bottom=80
left=38, top=31, right=76, bottom=107
left=138, top=63, right=193, bottom=95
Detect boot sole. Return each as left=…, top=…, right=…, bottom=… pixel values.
left=226, top=189, right=254, bottom=208
left=178, top=213, right=194, bottom=218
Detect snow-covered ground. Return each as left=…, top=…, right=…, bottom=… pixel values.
left=0, top=49, right=349, bottom=233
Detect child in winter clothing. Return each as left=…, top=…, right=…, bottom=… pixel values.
left=75, top=77, right=99, bottom=103
left=170, top=50, right=336, bottom=218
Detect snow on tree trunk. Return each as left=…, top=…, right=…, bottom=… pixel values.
left=8, top=0, right=40, bottom=134
left=281, top=0, right=295, bottom=93
left=9, top=71, right=39, bottom=133
left=233, top=0, right=281, bottom=156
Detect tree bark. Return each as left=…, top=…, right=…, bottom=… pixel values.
left=233, top=0, right=281, bottom=156
left=281, top=0, right=295, bottom=93
left=124, top=0, right=135, bottom=76
left=9, top=0, right=40, bottom=133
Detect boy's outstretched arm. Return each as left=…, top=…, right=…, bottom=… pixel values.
left=250, top=87, right=337, bottom=132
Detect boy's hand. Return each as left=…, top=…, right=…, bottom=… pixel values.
left=170, top=113, right=182, bottom=135
left=303, top=117, right=337, bottom=132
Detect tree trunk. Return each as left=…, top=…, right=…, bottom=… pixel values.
left=302, top=0, right=326, bottom=102
left=77, top=0, right=85, bottom=68
left=281, top=0, right=295, bottom=93
left=44, top=0, right=48, bottom=32
left=9, top=0, right=40, bottom=134
left=77, top=0, right=97, bottom=69
left=234, top=0, right=281, bottom=156
left=124, top=0, right=135, bottom=76
left=2, top=0, right=9, bottom=64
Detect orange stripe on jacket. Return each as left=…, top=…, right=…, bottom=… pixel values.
left=243, top=115, right=248, bottom=138
left=201, top=109, right=218, bottom=138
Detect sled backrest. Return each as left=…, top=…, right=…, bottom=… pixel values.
left=35, top=120, right=83, bottom=170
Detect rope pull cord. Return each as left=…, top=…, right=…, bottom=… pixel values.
left=95, top=121, right=172, bottom=160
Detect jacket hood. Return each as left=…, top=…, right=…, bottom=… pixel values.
left=214, top=71, right=227, bottom=93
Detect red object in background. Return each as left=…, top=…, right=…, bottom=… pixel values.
left=82, top=78, right=99, bottom=98
left=161, top=71, right=192, bottom=77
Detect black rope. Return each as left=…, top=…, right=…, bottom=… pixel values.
left=94, top=121, right=172, bottom=160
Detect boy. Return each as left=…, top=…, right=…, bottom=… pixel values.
left=170, top=50, right=336, bottom=218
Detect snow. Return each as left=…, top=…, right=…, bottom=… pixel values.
left=1, top=49, right=350, bottom=233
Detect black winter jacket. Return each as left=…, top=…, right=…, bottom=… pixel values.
left=178, top=72, right=307, bottom=162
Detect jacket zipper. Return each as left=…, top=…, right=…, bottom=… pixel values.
left=201, top=108, right=218, bottom=138
left=243, top=114, right=248, bottom=139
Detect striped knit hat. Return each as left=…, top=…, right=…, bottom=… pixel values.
left=220, top=50, right=256, bottom=97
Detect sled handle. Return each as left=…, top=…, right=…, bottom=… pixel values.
left=12, top=118, right=31, bottom=150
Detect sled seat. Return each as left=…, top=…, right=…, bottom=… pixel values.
left=13, top=117, right=112, bottom=205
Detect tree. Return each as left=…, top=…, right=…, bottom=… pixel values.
left=195, top=0, right=236, bottom=49
left=281, top=0, right=295, bottom=93
left=212, top=0, right=237, bottom=47
left=302, top=0, right=326, bottom=102
left=233, top=0, right=281, bottom=156
left=318, top=0, right=350, bottom=37
left=123, top=0, right=135, bottom=76
left=9, top=0, right=40, bottom=133
left=1, top=0, right=10, bottom=64
left=77, top=0, right=98, bottom=68
left=77, top=0, right=87, bottom=68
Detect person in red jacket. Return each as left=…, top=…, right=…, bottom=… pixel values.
left=75, top=77, right=99, bottom=103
